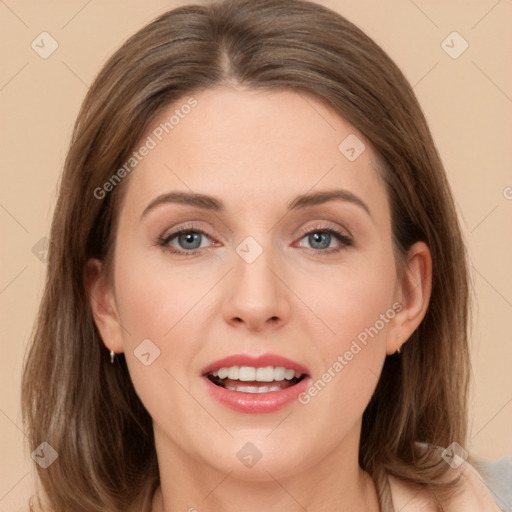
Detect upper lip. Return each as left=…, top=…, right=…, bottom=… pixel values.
left=201, top=353, right=310, bottom=376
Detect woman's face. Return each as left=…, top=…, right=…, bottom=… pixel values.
left=89, top=86, right=429, bottom=482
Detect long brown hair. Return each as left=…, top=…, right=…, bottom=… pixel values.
left=21, top=0, right=472, bottom=510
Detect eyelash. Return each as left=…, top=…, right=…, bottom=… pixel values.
left=156, top=222, right=353, bottom=257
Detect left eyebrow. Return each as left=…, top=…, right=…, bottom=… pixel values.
left=140, top=188, right=372, bottom=221
left=286, top=189, right=372, bottom=220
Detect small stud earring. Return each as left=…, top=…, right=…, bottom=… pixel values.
left=396, top=343, right=403, bottom=354
left=110, top=350, right=115, bottom=364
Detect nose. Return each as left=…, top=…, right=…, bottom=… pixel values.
left=222, top=245, right=292, bottom=332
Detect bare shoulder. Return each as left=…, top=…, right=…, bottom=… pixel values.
left=388, top=461, right=502, bottom=511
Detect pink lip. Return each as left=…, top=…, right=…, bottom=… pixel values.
left=200, top=353, right=311, bottom=414
left=200, top=353, right=310, bottom=376
left=201, top=373, right=312, bottom=414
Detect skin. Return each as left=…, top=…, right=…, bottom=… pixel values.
left=87, top=86, right=432, bottom=512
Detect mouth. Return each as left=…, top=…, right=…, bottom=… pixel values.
left=205, top=366, right=307, bottom=393
left=200, top=353, right=311, bottom=412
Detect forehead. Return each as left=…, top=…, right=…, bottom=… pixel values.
left=119, top=86, right=388, bottom=221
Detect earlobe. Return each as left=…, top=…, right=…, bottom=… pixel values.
left=85, top=258, right=124, bottom=354
left=386, top=241, right=432, bottom=355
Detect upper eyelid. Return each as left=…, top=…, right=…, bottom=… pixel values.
left=162, top=222, right=351, bottom=244
left=296, top=221, right=352, bottom=237
left=162, top=223, right=216, bottom=241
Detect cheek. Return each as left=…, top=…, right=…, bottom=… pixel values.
left=298, top=241, right=396, bottom=351
left=295, top=246, right=396, bottom=412
left=111, top=240, right=214, bottom=378
left=111, top=249, right=203, bottom=438
left=113, top=240, right=201, bottom=338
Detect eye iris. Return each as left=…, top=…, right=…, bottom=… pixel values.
left=309, top=232, right=330, bottom=249
left=179, top=232, right=202, bottom=250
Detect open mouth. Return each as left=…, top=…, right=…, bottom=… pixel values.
left=201, top=362, right=311, bottom=412
left=205, top=367, right=307, bottom=394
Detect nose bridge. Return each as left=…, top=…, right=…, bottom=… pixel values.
left=222, top=232, right=291, bottom=329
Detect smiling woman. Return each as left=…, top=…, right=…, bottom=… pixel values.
left=20, top=1, right=502, bottom=512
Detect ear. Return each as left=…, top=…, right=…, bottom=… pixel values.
left=386, top=241, right=432, bottom=355
left=85, top=258, right=124, bottom=355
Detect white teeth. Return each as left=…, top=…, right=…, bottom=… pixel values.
left=225, top=384, right=284, bottom=393
left=227, top=366, right=238, bottom=379
left=238, top=366, right=256, bottom=381
left=210, top=365, right=303, bottom=381
left=273, top=366, right=286, bottom=380
left=217, top=367, right=228, bottom=379
left=256, top=367, right=274, bottom=382
left=284, top=368, right=296, bottom=380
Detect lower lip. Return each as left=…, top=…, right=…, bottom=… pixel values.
left=202, top=375, right=311, bottom=414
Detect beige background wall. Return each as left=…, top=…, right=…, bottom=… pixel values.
left=1, top=0, right=511, bottom=510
